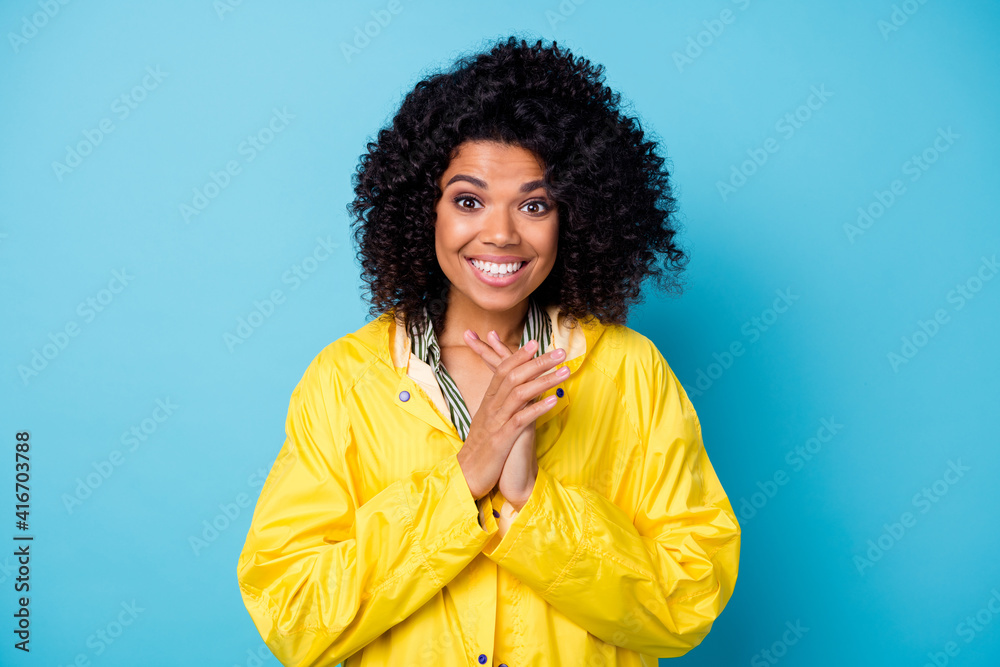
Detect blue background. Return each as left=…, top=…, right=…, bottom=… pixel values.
left=2, top=0, right=998, bottom=665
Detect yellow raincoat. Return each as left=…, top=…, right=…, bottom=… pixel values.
left=237, top=304, right=740, bottom=666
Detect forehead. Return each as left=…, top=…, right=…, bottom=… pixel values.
left=441, top=140, right=545, bottom=181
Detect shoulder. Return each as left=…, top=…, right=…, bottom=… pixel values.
left=590, top=322, right=676, bottom=382
left=292, top=313, right=392, bottom=399
left=588, top=322, right=698, bottom=429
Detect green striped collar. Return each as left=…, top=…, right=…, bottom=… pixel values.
left=408, top=297, right=552, bottom=440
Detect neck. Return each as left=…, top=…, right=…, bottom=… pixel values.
left=437, top=293, right=530, bottom=351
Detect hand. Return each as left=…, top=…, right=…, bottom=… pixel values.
left=456, top=328, right=565, bottom=500
left=497, top=399, right=538, bottom=510
left=460, top=329, right=569, bottom=509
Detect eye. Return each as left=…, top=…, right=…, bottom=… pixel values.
left=521, top=199, right=553, bottom=215
left=453, top=195, right=483, bottom=210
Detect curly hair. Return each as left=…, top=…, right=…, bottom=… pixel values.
left=348, top=34, right=688, bottom=337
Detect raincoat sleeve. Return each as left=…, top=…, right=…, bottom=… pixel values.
left=236, top=352, right=495, bottom=666
left=481, top=341, right=741, bottom=657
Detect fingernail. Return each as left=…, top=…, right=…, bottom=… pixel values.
left=557, top=366, right=569, bottom=377
left=552, top=348, right=566, bottom=360
left=466, top=330, right=479, bottom=340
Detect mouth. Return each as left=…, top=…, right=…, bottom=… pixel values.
left=466, top=257, right=530, bottom=286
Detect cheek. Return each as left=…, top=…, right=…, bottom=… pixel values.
left=433, top=210, right=453, bottom=250
left=539, top=228, right=559, bottom=264
left=433, top=237, right=454, bottom=276
left=433, top=215, right=473, bottom=271
left=436, top=213, right=479, bottom=251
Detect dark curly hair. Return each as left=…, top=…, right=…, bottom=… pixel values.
left=348, top=34, right=688, bottom=337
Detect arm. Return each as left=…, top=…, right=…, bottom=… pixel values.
left=236, top=353, right=498, bottom=666
left=480, top=344, right=740, bottom=657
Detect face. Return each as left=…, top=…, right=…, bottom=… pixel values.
left=434, top=140, right=559, bottom=317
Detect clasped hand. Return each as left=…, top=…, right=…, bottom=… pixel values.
left=457, top=329, right=570, bottom=511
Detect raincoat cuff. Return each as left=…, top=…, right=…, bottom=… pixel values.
left=496, top=500, right=518, bottom=537
left=409, top=454, right=499, bottom=556
left=476, top=494, right=499, bottom=534
left=481, top=466, right=551, bottom=561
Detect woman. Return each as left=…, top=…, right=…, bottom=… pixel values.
left=237, top=35, right=740, bottom=666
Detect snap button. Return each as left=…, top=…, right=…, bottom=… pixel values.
left=399, top=390, right=410, bottom=402
left=492, top=509, right=499, bottom=518
left=500, top=664, right=509, bottom=667
left=556, top=387, right=564, bottom=397
left=478, top=654, right=487, bottom=664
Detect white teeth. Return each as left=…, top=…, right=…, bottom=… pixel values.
left=471, top=259, right=524, bottom=276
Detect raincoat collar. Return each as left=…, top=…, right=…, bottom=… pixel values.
left=383, top=303, right=606, bottom=371
left=350, top=302, right=609, bottom=443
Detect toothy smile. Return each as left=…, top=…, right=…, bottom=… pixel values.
left=469, top=259, right=526, bottom=276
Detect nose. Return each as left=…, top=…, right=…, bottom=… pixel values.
left=479, top=207, right=520, bottom=246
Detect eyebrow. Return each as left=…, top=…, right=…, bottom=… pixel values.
left=444, top=174, right=547, bottom=194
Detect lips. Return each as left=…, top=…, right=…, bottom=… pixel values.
left=466, top=257, right=529, bottom=286
left=467, top=255, right=529, bottom=263
left=469, top=258, right=526, bottom=273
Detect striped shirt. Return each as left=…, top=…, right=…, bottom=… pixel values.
left=409, top=296, right=552, bottom=441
